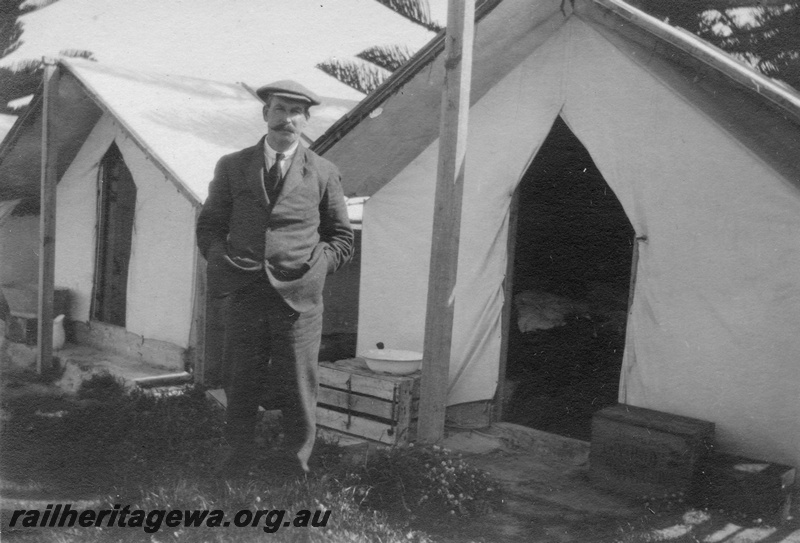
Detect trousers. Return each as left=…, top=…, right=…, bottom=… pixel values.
left=223, top=274, right=323, bottom=469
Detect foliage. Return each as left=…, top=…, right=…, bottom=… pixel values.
left=357, top=44, right=414, bottom=72
left=339, top=444, right=502, bottom=522
left=2, top=373, right=225, bottom=496
left=0, top=0, right=35, bottom=59
left=695, top=3, right=800, bottom=88
left=633, top=0, right=800, bottom=90
left=317, top=0, right=441, bottom=94
left=373, top=0, right=443, bottom=32
left=1, top=375, right=501, bottom=542
left=317, top=59, right=389, bottom=95
left=0, top=0, right=95, bottom=116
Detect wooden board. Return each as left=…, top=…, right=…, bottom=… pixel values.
left=318, top=386, right=395, bottom=420
left=316, top=407, right=417, bottom=445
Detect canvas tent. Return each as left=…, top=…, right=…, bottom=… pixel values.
left=0, top=58, right=357, bottom=371
left=314, top=0, right=800, bottom=469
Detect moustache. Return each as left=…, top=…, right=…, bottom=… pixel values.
left=271, top=123, right=296, bottom=133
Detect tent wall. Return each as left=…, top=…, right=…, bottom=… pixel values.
left=55, top=113, right=197, bottom=350
left=561, top=19, right=800, bottom=468
left=357, top=17, right=800, bottom=468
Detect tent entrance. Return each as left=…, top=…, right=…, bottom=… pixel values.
left=91, top=143, right=137, bottom=327
left=502, top=116, right=634, bottom=441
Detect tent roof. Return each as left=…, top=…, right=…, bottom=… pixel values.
left=0, top=59, right=357, bottom=204
left=0, top=0, right=441, bottom=103
left=313, top=0, right=800, bottom=197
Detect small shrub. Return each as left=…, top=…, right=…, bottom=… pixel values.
left=340, top=444, right=502, bottom=522
left=76, top=372, right=128, bottom=403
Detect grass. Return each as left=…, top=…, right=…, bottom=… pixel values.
left=1, top=373, right=502, bottom=542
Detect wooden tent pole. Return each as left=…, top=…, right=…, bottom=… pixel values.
left=418, top=0, right=475, bottom=443
left=494, top=190, right=519, bottom=421
left=37, top=60, right=59, bottom=374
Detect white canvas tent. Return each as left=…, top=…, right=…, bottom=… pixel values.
left=0, top=59, right=356, bottom=371
left=315, top=0, right=800, bottom=468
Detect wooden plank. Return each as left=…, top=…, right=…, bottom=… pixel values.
left=322, top=357, right=413, bottom=381
left=316, top=407, right=399, bottom=445
left=594, top=404, right=715, bottom=437
left=318, top=387, right=395, bottom=420
left=189, top=206, right=207, bottom=383
left=72, top=320, right=186, bottom=370
left=419, top=0, right=476, bottom=443
left=393, top=378, right=415, bottom=440
left=494, top=188, right=519, bottom=421
left=318, top=363, right=399, bottom=401
left=37, top=61, right=59, bottom=375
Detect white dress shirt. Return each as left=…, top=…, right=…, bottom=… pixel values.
left=264, top=139, right=299, bottom=178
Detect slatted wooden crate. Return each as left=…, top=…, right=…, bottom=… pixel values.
left=590, top=404, right=714, bottom=497
left=317, top=358, right=419, bottom=445
left=2, top=286, right=69, bottom=345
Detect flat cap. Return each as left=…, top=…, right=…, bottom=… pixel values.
left=256, top=80, right=321, bottom=106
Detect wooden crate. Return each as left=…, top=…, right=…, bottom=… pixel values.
left=590, top=404, right=714, bottom=497
left=691, top=452, right=796, bottom=522
left=317, top=358, right=419, bottom=445
left=2, top=287, right=70, bottom=345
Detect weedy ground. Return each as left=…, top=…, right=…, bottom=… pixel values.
left=0, top=372, right=503, bottom=542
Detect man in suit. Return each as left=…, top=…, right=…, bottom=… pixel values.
left=196, top=80, right=354, bottom=475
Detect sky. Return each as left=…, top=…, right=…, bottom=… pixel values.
left=2, top=0, right=449, bottom=101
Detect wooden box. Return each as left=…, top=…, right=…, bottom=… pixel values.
left=2, top=286, right=69, bottom=345
left=5, top=314, right=38, bottom=345
left=590, top=404, right=714, bottom=497
left=691, top=452, right=796, bottom=522
left=317, top=358, right=419, bottom=445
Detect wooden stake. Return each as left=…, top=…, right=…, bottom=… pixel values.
left=37, top=61, right=59, bottom=374
left=418, top=0, right=475, bottom=443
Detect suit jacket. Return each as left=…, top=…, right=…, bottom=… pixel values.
left=196, top=137, right=354, bottom=312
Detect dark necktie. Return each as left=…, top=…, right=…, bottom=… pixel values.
left=266, top=152, right=284, bottom=197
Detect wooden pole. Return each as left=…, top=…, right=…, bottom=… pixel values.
left=37, top=60, right=59, bottom=374
left=189, top=207, right=207, bottom=384
left=417, top=0, right=475, bottom=443
left=494, top=190, right=519, bottom=422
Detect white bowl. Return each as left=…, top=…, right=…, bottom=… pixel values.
left=361, top=349, right=423, bottom=375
